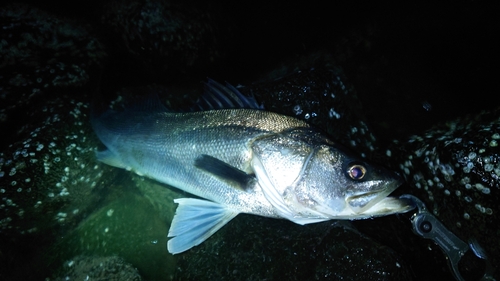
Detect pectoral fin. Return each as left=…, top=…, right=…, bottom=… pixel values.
left=167, top=198, right=239, bottom=254
left=194, top=154, right=255, bottom=191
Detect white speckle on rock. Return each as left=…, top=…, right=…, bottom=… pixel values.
left=107, top=209, right=114, bottom=217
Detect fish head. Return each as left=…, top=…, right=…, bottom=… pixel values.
left=293, top=144, right=407, bottom=218
left=252, top=129, right=412, bottom=224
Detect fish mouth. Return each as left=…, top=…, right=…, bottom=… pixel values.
left=346, top=178, right=406, bottom=215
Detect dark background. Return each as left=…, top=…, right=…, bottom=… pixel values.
left=15, top=0, right=500, bottom=139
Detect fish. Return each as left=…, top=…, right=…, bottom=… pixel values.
left=91, top=79, right=412, bottom=254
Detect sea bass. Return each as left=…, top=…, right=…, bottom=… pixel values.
left=91, top=80, right=412, bottom=254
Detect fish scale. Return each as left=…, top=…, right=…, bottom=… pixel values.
left=93, top=107, right=305, bottom=210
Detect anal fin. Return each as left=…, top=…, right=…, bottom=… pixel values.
left=167, top=198, right=239, bottom=254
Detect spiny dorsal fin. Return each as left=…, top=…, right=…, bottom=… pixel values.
left=191, top=79, right=263, bottom=111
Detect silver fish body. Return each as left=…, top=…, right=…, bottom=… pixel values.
left=91, top=83, right=411, bottom=254
left=93, top=108, right=304, bottom=216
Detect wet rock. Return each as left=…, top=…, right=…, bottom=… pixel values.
left=0, top=3, right=106, bottom=148
left=51, top=255, right=142, bottom=281
left=100, top=0, right=221, bottom=84
left=0, top=96, right=122, bottom=280
left=240, top=61, right=377, bottom=158
left=174, top=218, right=413, bottom=281
left=388, top=109, right=500, bottom=278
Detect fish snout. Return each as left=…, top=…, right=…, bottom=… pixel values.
left=346, top=176, right=404, bottom=214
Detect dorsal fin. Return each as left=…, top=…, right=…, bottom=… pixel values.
left=191, top=79, right=263, bottom=111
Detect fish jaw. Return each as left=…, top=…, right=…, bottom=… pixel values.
left=299, top=168, right=413, bottom=220
left=341, top=177, right=413, bottom=219
left=348, top=196, right=415, bottom=218
left=346, top=178, right=402, bottom=214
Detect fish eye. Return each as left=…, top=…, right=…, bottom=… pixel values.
left=347, top=164, right=366, bottom=180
